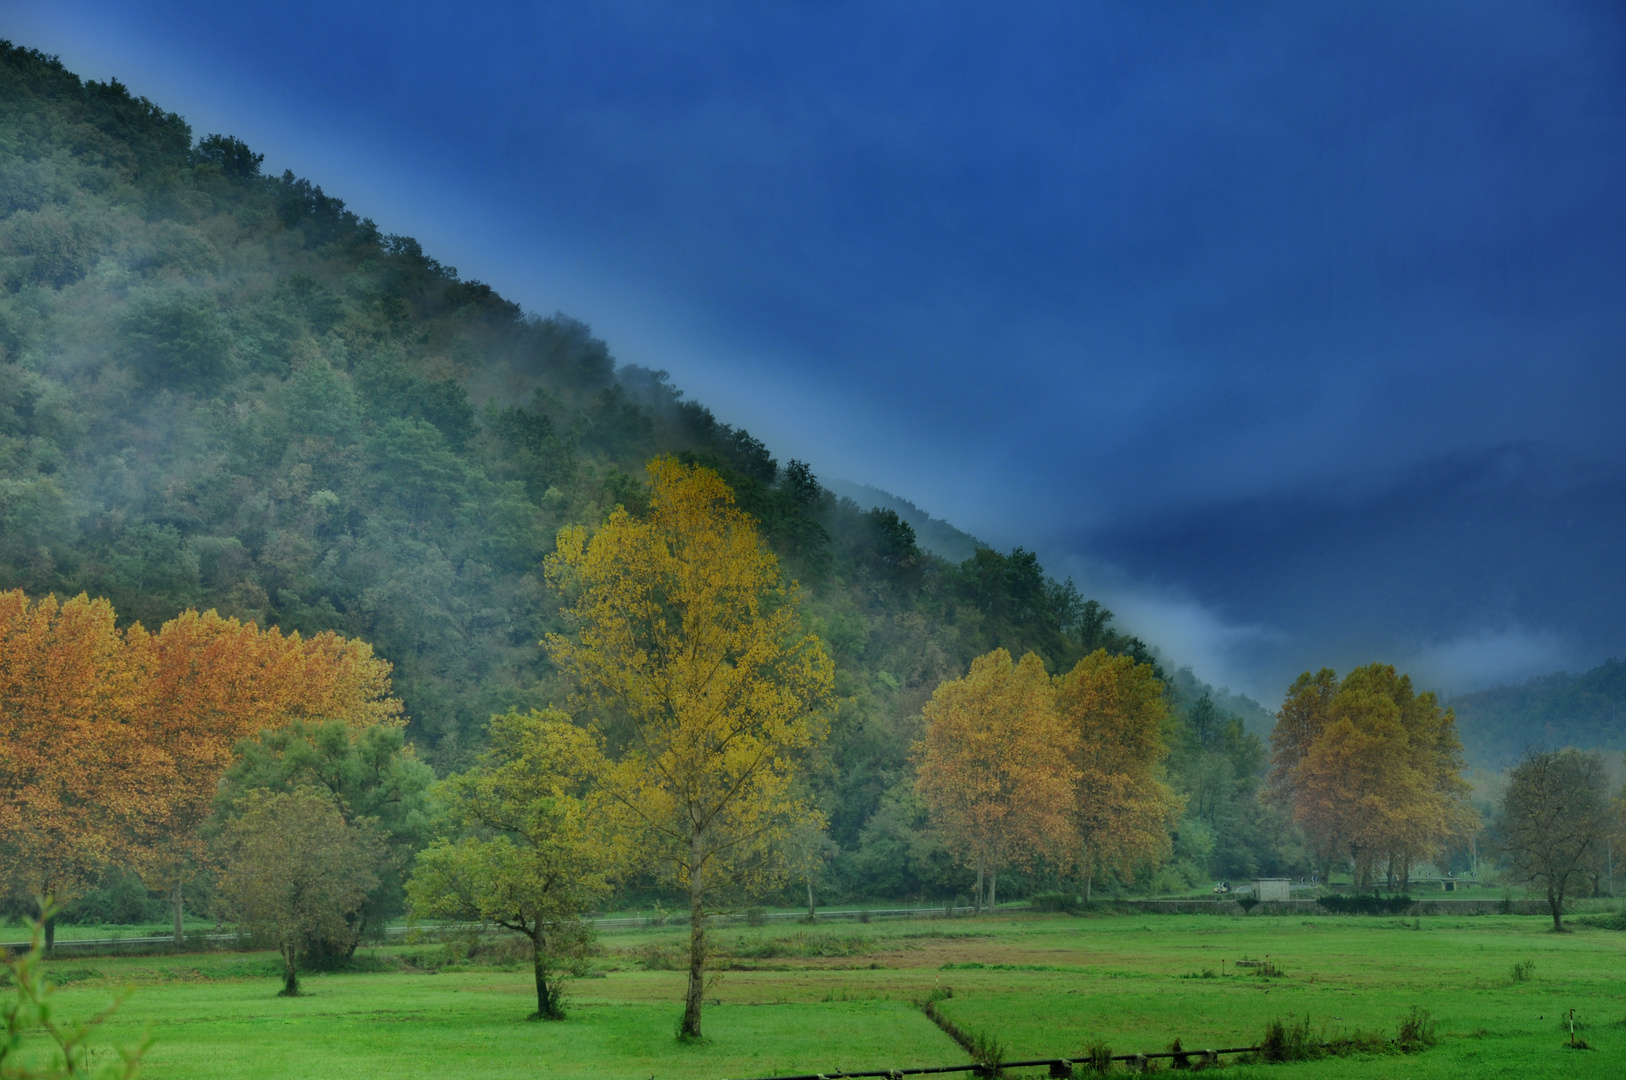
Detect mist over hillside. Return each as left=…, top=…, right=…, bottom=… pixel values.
left=1, top=41, right=1325, bottom=895
left=1450, top=657, right=1626, bottom=769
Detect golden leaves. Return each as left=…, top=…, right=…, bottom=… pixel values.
left=543, top=457, right=833, bottom=889
left=1268, top=663, right=1476, bottom=884
left=0, top=589, right=401, bottom=898
left=915, top=647, right=1183, bottom=890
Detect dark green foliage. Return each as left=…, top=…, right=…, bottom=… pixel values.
left=214, top=721, right=436, bottom=954
left=120, top=292, right=234, bottom=390
left=0, top=40, right=1291, bottom=906
left=1315, top=894, right=1414, bottom=915
left=1451, top=657, right=1626, bottom=767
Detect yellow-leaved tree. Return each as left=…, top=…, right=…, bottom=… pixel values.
left=544, top=458, right=833, bottom=1040
left=1268, top=663, right=1475, bottom=888
left=1053, top=649, right=1184, bottom=900
left=914, top=649, right=1074, bottom=911
left=0, top=592, right=145, bottom=944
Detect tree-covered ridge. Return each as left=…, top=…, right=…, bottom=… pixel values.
left=1451, top=657, right=1626, bottom=768
left=0, top=41, right=1287, bottom=899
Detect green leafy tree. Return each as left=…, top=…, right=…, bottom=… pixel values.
left=1495, top=748, right=1612, bottom=931
left=406, top=709, right=620, bottom=1019
left=213, top=789, right=382, bottom=996
left=215, top=720, right=436, bottom=956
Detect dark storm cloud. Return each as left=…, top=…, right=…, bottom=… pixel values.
left=7, top=0, right=1623, bottom=696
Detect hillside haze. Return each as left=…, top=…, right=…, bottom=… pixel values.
left=6, top=42, right=1313, bottom=896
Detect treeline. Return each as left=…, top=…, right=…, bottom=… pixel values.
left=0, top=40, right=1302, bottom=906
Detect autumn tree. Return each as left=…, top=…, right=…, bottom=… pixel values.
left=407, top=709, right=619, bottom=1019
left=915, top=649, right=1074, bottom=910
left=1495, top=748, right=1613, bottom=931
left=0, top=592, right=147, bottom=949
left=1054, top=649, right=1184, bottom=900
left=1268, top=664, right=1474, bottom=889
left=544, top=457, right=833, bottom=1040
left=214, top=788, right=382, bottom=996
left=127, top=610, right=401, bottom=945
left=0, top=591, right=403, bottom=948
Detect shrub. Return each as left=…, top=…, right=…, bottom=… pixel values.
left=1510, top=959, right=1535, bottom=982
left=1030, top=892, right=1085, bottom=915
left=1080, top=1041, right=1113, bottom=1074
left=1258, top=1016, right=1319, bottom=1062
left=1316, top=894, right=1413, bottom=916
left=1396, top=1006, right=1437, bottom=1052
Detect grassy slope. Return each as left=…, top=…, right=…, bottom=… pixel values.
left=16, top=911, right=1624, bottom=1079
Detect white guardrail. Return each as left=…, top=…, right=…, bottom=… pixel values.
left=1, top=904, right=1020, bottom=953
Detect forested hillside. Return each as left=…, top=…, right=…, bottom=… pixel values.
left=0, top=42, right=1295, bottom=900
left=1452, top=658, right=1626, bottom=768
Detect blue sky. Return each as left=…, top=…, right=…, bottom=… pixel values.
left=6, top=1, right=1624, bottom=700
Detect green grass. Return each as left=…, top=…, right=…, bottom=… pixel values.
left=10, top=910, right=1625, bottom=1078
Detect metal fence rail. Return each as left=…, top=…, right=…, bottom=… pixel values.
left=723, top=1046, right=1261, bottom=1079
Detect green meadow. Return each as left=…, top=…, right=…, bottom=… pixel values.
left=9, top=910, right=1624, bottom=1079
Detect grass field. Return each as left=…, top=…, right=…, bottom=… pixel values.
left=8, top=909, right=1624, bottom=1079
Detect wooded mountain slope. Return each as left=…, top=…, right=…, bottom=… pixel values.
left=0, top=42, right=1292, bottom=897
left=1452, top=658, right=1626, bottom=768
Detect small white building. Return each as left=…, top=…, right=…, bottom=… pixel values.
left=1251, top=878, right=1291, bottom=902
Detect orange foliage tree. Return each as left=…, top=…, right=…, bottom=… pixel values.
left=0, top=590, right=401, bottom=945
left=1053, top=649, right=1184, bottom=901
left=128, top=609, right=400, bottom=941
left=914, top=649, right=1074, bottom=910
left=0, top=592, right=148, bottom=938
left=1268, top=663, right=1474, bottom=888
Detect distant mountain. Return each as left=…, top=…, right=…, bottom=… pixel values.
left=824, top=479, right=984, bottom=563
left=1450, top=658, right=1626, bottom=768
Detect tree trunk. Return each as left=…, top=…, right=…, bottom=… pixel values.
left=681, top=838, right=706, bottom=1040
left=532, top=924, right=562, bottom=1019
left=172, top=879, right=185, bottom=946
left=987, top=863, right=998, bottom=911
left=1084, top=873, right=1092, bottom=903
left=1398, top=858, right=1410, bottom=894
left=280, top=942, right=300, bottom=996
left=43, top=912, right=56, bottom=954
left=974, top=851, right=985, bottom=914
left=806, top=878, right=815, bottom=919
left=1549, top=882, right=1564, bottom=932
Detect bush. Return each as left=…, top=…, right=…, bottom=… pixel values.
left=1030, top=892, right=1085, bottom=915
left=1258, top=1016, right=1319, bottom=1062
left=1510, top=959, right=1535, bottom=982
left=1396, top=1006, right=1437, bottom=1052
left=59, top=875, right=166, bottom=926
left=1315, top=894, right=1413, bottom=915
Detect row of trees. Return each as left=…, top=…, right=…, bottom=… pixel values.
left=0, top=591, right=399, bottom=948
left=1266, top=665, right=1477, bottom=890
left=914, top=648, right=1181, bottom=907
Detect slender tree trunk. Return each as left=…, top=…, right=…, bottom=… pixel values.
left=280, top=942, right=299, bottom=996
left=1399, top=857, right=1410, bottom=894
left=806, top=878, right=815, bottom=919
left=1084, top=872, right=1092, bottom=903
left=1549, top=881, right=1564, bottom=932
left=532, top=924, right=560, bottom=1019
left=43, top=912, right=56, bottom=954
left=974, top=851, right=985, bottom=914
left=172, top=879, right=185, bottom=946
left=681, top=837, right=707, bottom=1039
left=987, top=859, right=997, bottom=911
